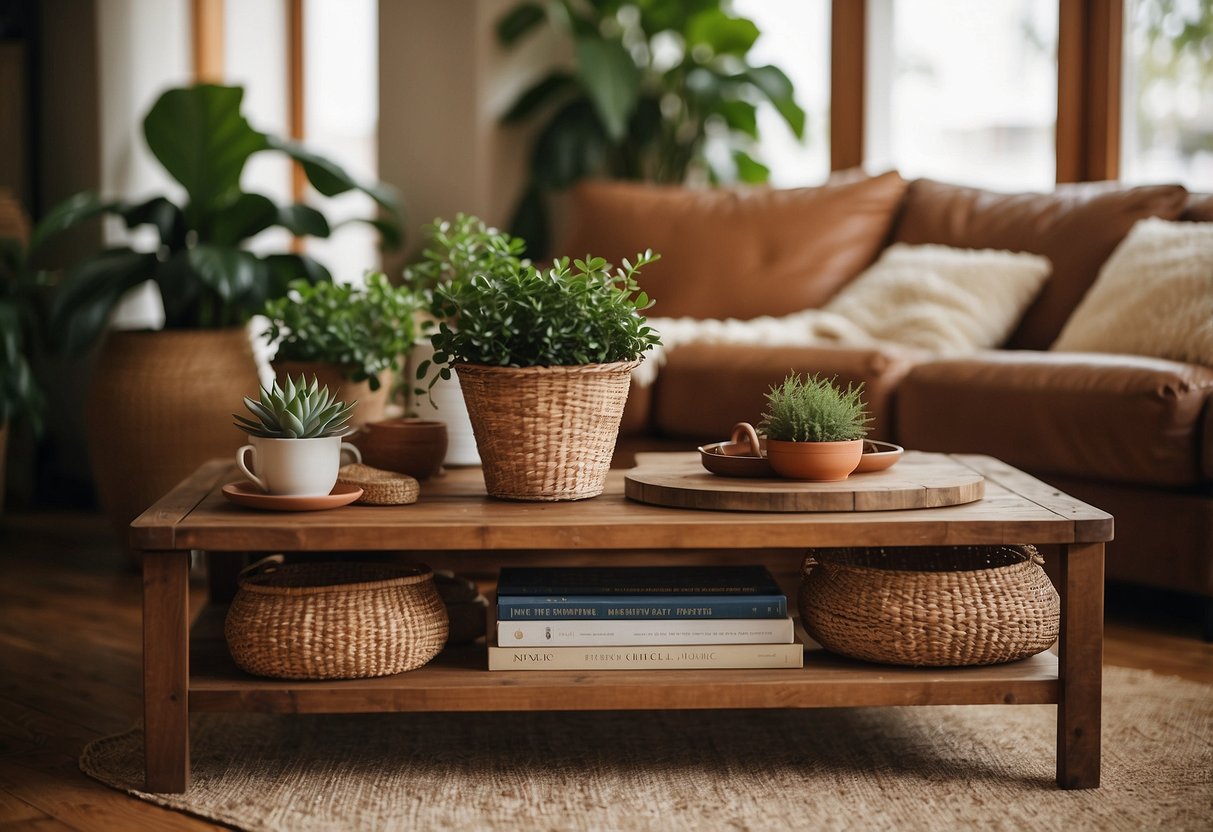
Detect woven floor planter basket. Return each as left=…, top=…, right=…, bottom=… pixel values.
left=455, top=360, right=639, bottom=501
left=798, top=545, right=1059, bottom=667
left=224, top=559, right=449, bottom=680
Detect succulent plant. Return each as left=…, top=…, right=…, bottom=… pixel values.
left=234, top=375, right=356, bottom=439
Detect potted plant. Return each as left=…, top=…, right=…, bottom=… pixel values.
left=0, top=230, right=47, bottom=509
left=402, top=215, right=529, bottom=466
left=233, top=375, right=359, bottom=497
left=422, top=251, right=661, bottom=500
left=41, top=83, right=401, bottom=537
left=261, top=272, right=420, bottom=427
left=759, top=373, right=872, bottom=481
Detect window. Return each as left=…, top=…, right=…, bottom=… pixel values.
left=864, top=0, right=1059, bottom=191
left=1121, top=0, right=1213, bottom=190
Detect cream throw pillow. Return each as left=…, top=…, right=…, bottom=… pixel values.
left=822, top=243, right=1052, bottom=352
left=1052, top=218, right=1213, bottom=366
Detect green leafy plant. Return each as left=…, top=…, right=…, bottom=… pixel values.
left=0, top=237, right=48, bottom=433
left=261, top=273, right=421, bottom=391
left=48, top=83, right=403, bottom=351
left=760, top=373, right=871, bottom=443
left=403, top=214, right=529, bottom=292
left=497, top=0, right=806, bottom=253
left=233, top=375, right=355, bottom=439
left=421, top=250, right=661, bottom=381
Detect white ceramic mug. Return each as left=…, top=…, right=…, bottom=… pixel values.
left=236, top=435, right=362, bottom=496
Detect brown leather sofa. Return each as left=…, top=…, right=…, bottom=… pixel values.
left=563, top=175, right=1213, bottom=620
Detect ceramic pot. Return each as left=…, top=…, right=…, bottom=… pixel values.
left=272, top=361, right=393, bottom=428
left=348, top=418, right=448, bottom=480
left=766, top=438, right=864, bottom=481
left=86, top=327, right=261, bottom=540
left=408, top=341, right=479, bottom=465
left=236, top=435, right=362, bottom=496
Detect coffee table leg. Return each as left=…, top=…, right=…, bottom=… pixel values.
left=1056, top=541, right=1103, bottom=789
left=143, top=550, right=191, bottom=793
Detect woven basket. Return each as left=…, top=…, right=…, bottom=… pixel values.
left=799, top=545, right=1059, bottom=667
left=455, top=360, right=639, bottom=501
left=224, top=558, right=449, bottom=679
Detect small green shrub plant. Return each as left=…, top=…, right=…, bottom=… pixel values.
left=420, top=251, right=662, bottom=384
left=760, top=373, right=871, bottom=443
left=234, top=375, right=355, bottom=439
left=403, top=214, right=528, bottom=291
left=260, top=273, right=420, bottom=391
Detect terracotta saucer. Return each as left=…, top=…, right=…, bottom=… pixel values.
left=221, top=481, right=363, bottom=511
left=853, top=440, right=904, bottom=474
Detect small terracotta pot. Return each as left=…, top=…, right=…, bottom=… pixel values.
left=766, top=438, right=864, bottom=481
left=348, top=418, right=448, bottom=480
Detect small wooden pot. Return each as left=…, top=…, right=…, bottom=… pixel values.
left=766, top=438, right=863, bottom=481
left=349, top=418, right=448, bottom=480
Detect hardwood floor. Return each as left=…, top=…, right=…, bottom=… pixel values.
left=1, top=510, right=1210, bottom=830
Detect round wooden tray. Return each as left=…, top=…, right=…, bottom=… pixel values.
left=624, top=452, right=984, bottom=512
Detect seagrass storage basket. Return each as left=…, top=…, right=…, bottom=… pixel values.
left=455, top=360, right=639, bottom=501
left=798, top=545, right=1059, bottom=667
left=224, top=558, right=449, bottom=679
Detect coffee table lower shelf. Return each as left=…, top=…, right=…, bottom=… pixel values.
left=189, top=607, right=1059, bottom=713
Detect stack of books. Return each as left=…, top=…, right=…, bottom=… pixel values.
left=487, top=565, right=803, bottom=670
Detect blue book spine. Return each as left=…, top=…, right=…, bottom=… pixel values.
left=496, top=594, right=787, bottom=620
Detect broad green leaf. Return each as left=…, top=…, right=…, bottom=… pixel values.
left=331, top=216, right=403, bottom=250
left=261, top=253, right=332, bottom=299
left=574, top=37, right=639, bottom=142
left=269, top=137, right=402, bottom=217
left=185, top=245, right=263, bottom=302
left=733, top=150, right=770, bottom=183
left=121, top=197, right=187, bottom=248
left=142, top=85, right=269, bottom=217
left=742, top=65, right=806, bottom=138
left=717, top=100, right=758, bottom=138
left=28, top=192, right=117, bottom=257
left=686, top=10, right=760, bottom=55
left=210, top=192, right=279, bottom=246
left=277, top=203, right=332, bottom=239
left=502, top=71, right=579, bottom=123
left=51, top=248, right=158, bottom=353
left=496, top=2, right=546, bottom=44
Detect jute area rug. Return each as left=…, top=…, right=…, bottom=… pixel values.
left=81, top=666, right=1211, bottom=832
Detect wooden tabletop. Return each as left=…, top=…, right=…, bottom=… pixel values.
left=129, top=451, right=1113, bottom=552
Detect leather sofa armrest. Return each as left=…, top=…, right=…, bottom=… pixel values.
left=650, top=342, right=926, bottom=442
left=897, top=350, right=1213, bottom=487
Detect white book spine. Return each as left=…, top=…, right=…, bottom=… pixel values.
left=488, top=640, right=804, bottom=671
left=497, top=617, right=795, bottom=646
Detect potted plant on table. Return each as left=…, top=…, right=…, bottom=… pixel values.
left=422, top=251, right=661, bottom=501
left=261, top=272, right=421, bottom=427
left=42, top=83, right=401, bottom=537
left=759, top=373, right=872, bottom=481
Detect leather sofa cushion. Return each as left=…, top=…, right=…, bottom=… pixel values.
left=896, top=351, right=1213, bottom=487
left=560, top=172, right=909, bottom=321
left=650, top=342, right=923, bottom=443
left=891, top=180, right=1189, bottom=350
left=1181, top=193, right=1213, bottom=222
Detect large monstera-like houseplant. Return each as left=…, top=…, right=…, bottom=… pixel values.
left=497, top=0, right=805, bottom=254
left=47, top=83, right=402, bottom=538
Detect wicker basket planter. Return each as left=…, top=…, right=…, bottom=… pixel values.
left=799, top=545, right=1059, bottom=667
left=455, top=360, right=639, bottom=501
left=224, top=559, right=449, bottom=679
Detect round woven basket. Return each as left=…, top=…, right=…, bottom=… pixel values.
left=799, top=545, right=1059, bottom=667
left=455, top=360, right=639, bottom=501
left=224, top=559, right=449, bottom=679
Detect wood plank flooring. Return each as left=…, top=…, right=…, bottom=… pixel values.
left=1, top=510, right=1209, bottom=830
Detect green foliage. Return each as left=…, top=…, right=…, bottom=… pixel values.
left=0, top=238, right=48, bottom=432
left=402, top=214, right=528, bottom=292
left=760, top=373, right=871, bottom=443
left=46, top=84, right=403, bottom=352
left=496, top=0, right=806, bottom=254
left=422, top=250, right=661, bottom=379
left=233, top=374, right=355, bottom=439
left=261, top=273, right=422, bottom=391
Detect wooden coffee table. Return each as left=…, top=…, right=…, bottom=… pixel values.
left=132, top=452, right=1111, bottom=794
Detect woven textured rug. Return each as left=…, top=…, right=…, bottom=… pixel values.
left=81, top=666, right=1212, bottom=831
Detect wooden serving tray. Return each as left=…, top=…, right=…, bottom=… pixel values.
left=624, top=451, right=984, bottom=512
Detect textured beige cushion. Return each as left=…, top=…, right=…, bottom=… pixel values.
left=822, top=243, right=1052, bottom=353
left=1052, top=218, right=1213, bottom=367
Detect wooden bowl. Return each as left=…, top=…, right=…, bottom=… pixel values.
left=347, top=419, right=448, bottom=480
left=698, top=422, right=774, bottom=478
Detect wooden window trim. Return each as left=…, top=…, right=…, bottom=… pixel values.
left=191, top=0, right=224, bottom=83
left=1057, top=0, right=1123, bottom=182
left=830, top=0, right=866, bottom=172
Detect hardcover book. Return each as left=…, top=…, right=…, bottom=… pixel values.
left=495, top=594, right=787, bottom=620
left=496, top=565, right=782, bottom=596
left=498, top=617, right=796, bottom=647
left=487, top=632, right=805, bottom=671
